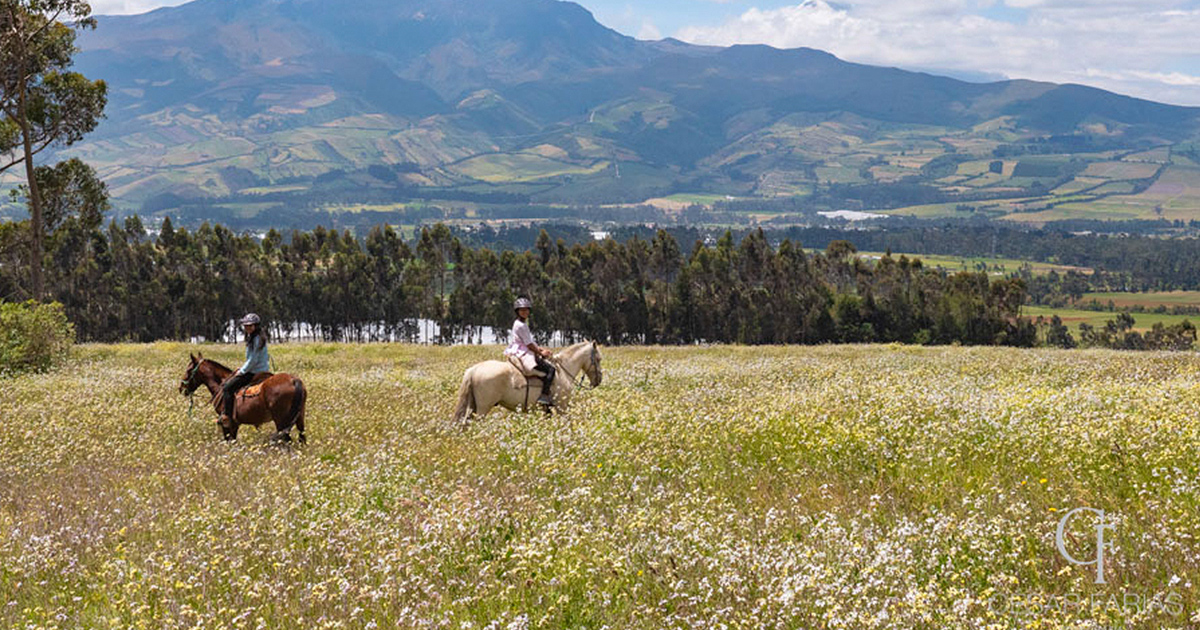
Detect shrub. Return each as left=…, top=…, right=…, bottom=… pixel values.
left=0, top=300, right=75, bottom=376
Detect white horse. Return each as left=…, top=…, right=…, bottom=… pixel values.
left=453, top=340, right=602, bottom=424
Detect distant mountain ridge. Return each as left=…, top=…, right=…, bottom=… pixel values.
left=59, top=0, right=1200, bottom=212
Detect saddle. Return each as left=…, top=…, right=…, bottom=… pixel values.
left=506, top=356, right=545, bottom=379
left=506, top=357, right=553, bottom=409
left=235, top=372, right=273, bottom=401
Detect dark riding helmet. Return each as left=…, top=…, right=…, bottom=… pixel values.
left=513, top=297, right=533, bottom=312
left=239, top=313, right=261, bottom=326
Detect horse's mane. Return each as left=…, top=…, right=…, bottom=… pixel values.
left=203, top=358, right=234, bottom=374
left=554, top=340, right=593, bottom=357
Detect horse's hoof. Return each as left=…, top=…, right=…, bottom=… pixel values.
left=270, top=432, right=292, bottom=443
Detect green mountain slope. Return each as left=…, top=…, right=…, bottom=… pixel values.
left=51, top=0, right=1200, bottom=220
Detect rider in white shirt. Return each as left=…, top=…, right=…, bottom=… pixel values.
left=503, top=296, right=556, bottom=406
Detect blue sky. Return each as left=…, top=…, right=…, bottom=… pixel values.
left=91, top=0, right=1200, bottom=106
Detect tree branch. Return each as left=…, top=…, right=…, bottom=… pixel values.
left=23, top=7, right=67, bottom=45
left=0, top=154, right=26, bottom=174
left=0, top=135, right=57, bottom=175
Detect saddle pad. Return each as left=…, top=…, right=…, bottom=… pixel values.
left=507, top=356, right=545, bottom=378
left=238, top=382, right=266, bottom=399
left=237, top=373, right=272, bottom=400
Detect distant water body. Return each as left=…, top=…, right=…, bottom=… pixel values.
left=200, top=319, right=573, bottom=346
left=818, top=210, right=887, bottom=221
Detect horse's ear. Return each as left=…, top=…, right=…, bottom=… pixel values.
left=197, top=351, right=204, bottom=360
left=189, top=352, right=195, bottom=362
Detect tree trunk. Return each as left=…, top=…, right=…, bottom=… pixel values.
left=17, top=65, right=45, bottom=301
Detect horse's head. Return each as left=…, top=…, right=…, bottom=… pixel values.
left=180, top=353, right=205, bottom=395
left=584, top=341, right=602, bottom=387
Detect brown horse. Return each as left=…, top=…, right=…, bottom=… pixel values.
left=179, top=352, right=308, bottom=443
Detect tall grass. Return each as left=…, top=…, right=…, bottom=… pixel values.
left=1, top=343, right=1196, bottom=628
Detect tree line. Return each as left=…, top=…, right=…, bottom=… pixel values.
left=660, top=225, right=1200, bottom=292
left=2, top=190, right=1194, bottom=350
left=2, top=212, right=1040, bottom=346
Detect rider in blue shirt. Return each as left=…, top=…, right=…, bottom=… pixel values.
left=220, top=313, right=270, bottom=425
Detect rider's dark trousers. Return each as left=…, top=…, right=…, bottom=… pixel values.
left=534, top=357, right=555, bottom=395
left=222, top=371, right=255, bottom=418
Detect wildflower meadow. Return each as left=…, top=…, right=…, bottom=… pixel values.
left=1, top=343, right=1197, bottom=629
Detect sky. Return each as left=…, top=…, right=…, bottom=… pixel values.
left=89, top=0, right=1200, bottom=106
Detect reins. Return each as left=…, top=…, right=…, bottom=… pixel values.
left=182, top=362, right=202, bottom=421
left=553, top=342, right=598, bottom=390
left=182, top=360, right=227, bottom=419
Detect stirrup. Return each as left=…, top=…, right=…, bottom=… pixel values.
left=537, top=394, right=553, bottom=406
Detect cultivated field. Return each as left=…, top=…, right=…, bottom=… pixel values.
left=2, top=343, right=1198, bottom=629
left=1080, top=291, right=1200, bottom=310
left=856, top=251, right=1092, bottom=276
left=1023, top=306, right=1197, bottom=331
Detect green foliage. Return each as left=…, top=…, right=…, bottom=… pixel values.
left=18, top=157, right=109, bottom=231
left=920, top=153, right=969, bottom=179
left=0, top=217, right=1033, bottom=347
left=0, top=299, right=74, bottom=375
left=1012, top=159, right=1064, bottom=178
left=1, top=0, right=108, bottom=299
left=1044, top=314, right=1077, bottom=349
left=0, top=2, right=106, bottom=166
left=1078, top=314, right=1196, bottom=350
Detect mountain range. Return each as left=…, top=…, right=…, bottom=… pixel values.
left=57, top=0, right=1200, bottom=217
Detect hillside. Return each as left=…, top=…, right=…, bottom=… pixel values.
left=37, top=0, right=1200, bottom=222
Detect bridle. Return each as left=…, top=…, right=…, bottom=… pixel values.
left=556, top=342, right=600, bottom=390
left=181, top=360, right=202, bottom=392
left=181, top=361, right=203, bottom=419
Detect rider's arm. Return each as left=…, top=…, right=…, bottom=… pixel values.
left=237, top=351, right=252, bottom=375
left=517, top=321, right=550, bottom=358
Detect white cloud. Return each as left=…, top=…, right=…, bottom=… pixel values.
left=90, top=0, right=188, bottom=15
left=638, top=20, right=663, bottom=40
left=676, top=0, right=1200, bottom=106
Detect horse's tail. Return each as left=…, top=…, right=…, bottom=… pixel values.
left=285, top=377, right=307, bottom=444
left=452, top=367, right=476, bottom=425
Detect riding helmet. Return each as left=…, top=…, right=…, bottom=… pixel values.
left=239, top=313, right=261, bottom=326
left=513, top=297, right=533, bottom=312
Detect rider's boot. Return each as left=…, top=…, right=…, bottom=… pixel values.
left=537, top=362, right=556, bottom=407
left=220, top=391, right=236, bottom=426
